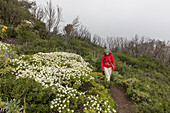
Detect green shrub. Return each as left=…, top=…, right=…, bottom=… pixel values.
left=112, top=52, right=170, bottom=113
left=90, top=72, right=107, bottom=85
left=0, top=98, right=25, bottom=113
left=0, top=74, right=54, bottom=113
left=33, top=20, right=47, bottom=39
left=16, top=20, right=38, bottom=44
left=0, top=45, right=117, bottom=112
left=17, top=31, right=40, bottom=45
left=16, top=38, right=69, bottom=55
left=6, top=26, right=18, bottom=38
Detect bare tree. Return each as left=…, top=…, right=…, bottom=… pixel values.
left=44, top=0, right=56, bottom=38
left=92, top=35, right=100, bottom=45
left=105, top=35, right=170, bottom=63
left=92, top=34, right=106, bottom=47
left=64, top=16, right=80, bottom=37
left=122, top=38, right=128, bottom=52
left=53, top=5, right=63, bottom=35
left=31, top=4, right=45, bottom=21
left=164, top=41, right=170, bottom=62
left=72, top=16, right=81, bottom=28
left=101, top=38, right=107, bottom=47
left=44, top=0, right=63, bottom=37
left=64, top=24, right=74, bottom=37
left=76, top=25, right=91, bottom=41
left=107, top=37, right=113, bottom=50
left=92, top=34, right=98, bottom=44
left=63, top=16, right=92, bottom=41
left=108, top=37, right=124, bottom=52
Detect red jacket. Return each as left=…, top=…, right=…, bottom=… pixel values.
left=101, top=52, right=115, bottom=71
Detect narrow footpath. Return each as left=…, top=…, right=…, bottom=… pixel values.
left=110, top=86, right=138, bottom=113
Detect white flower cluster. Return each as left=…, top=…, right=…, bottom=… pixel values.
left=11, top=52, right=93, bottom=86
left=51, top=85, right=86, bottom=113
left=10, top=51, right=116, bottom=113
left=24, top=20, right=34, bottom=28
left=0, top=41, right=17, bottom=59
left=0, top=41, right=11, bottom=51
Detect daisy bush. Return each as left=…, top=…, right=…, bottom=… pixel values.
left=0, top=41, right=116, bottom=112
left=9, top=51, right=116, bottom=113
left=0, top=41, right=11, bottom=52
left=0, top=41, right=17, bottom=59
left=0, top=41, right=13, bottom=73
left=0, top=41, right=17, bottom=75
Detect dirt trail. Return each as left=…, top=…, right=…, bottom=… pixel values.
left=110, top=86, right=137, bottom=113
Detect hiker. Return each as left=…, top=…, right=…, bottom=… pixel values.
left=101, top=48, right=115, bottom=82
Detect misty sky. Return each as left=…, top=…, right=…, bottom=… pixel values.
left=31, top=0, right=170, bottom=41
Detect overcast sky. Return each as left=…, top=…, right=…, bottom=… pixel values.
left=31, top=0, right=170, bottom=41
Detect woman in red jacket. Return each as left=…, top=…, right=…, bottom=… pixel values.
left=101, top=48, right=115, bottom=82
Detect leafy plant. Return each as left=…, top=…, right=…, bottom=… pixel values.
left=112, top=52, right=170, bottom=113
left=6, top=26, right=18, bottom=38
left=0, top=98, right=25, bottom=113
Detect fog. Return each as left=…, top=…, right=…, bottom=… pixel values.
left=31, top=0, right=170, bottom=41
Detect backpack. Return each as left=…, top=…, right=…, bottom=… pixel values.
left=103, top=53, right=113, bottom=67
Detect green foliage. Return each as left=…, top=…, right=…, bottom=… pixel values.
left=0, top=42, right=18, bottom=75
left=115, top=52, right=139, bottom=67
left=112, top=52, right=170, bottom=113
left=17, top=31, right=39, bottom=45
left=0, top=74, right=54, bottom=113
left=0, top=0, right=35, bottom=25
left=90, top=72, right=107, bottom=85
left=79, top=73, right=115, bottom=112
left=33, top=20, right=48, bottom=39
left=16, top=38, right=69, bottom=55
left=0, top=56, right=11, bottom=76
left=67, top=38, right=102, bottom=57
left=15, top=36, right=105, bottom=64
left=0, top=98, right=25, bottom=113
left=65, top=38, right=104, bottom=71
left=16, top=20, right=39, bottom=44
left=0, top=41, right=116, bottom=112
left=6, top=26, right=18, bottom=38
left=83, top=109, right=96, bottom=113
left=0, top=68, right=116, bottom=113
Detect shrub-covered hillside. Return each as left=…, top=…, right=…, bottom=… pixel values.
left=112, top=52, right=170, bottom=113
left=1, top=0, right=170, bottom=113
left=0, top=41, right=116, bottom=113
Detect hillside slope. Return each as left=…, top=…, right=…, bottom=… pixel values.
left=0, top=41, right=116, bottom=112
left=112, top=52, right=170, bottom=113
left=1, top=35, right=170, bottom=113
